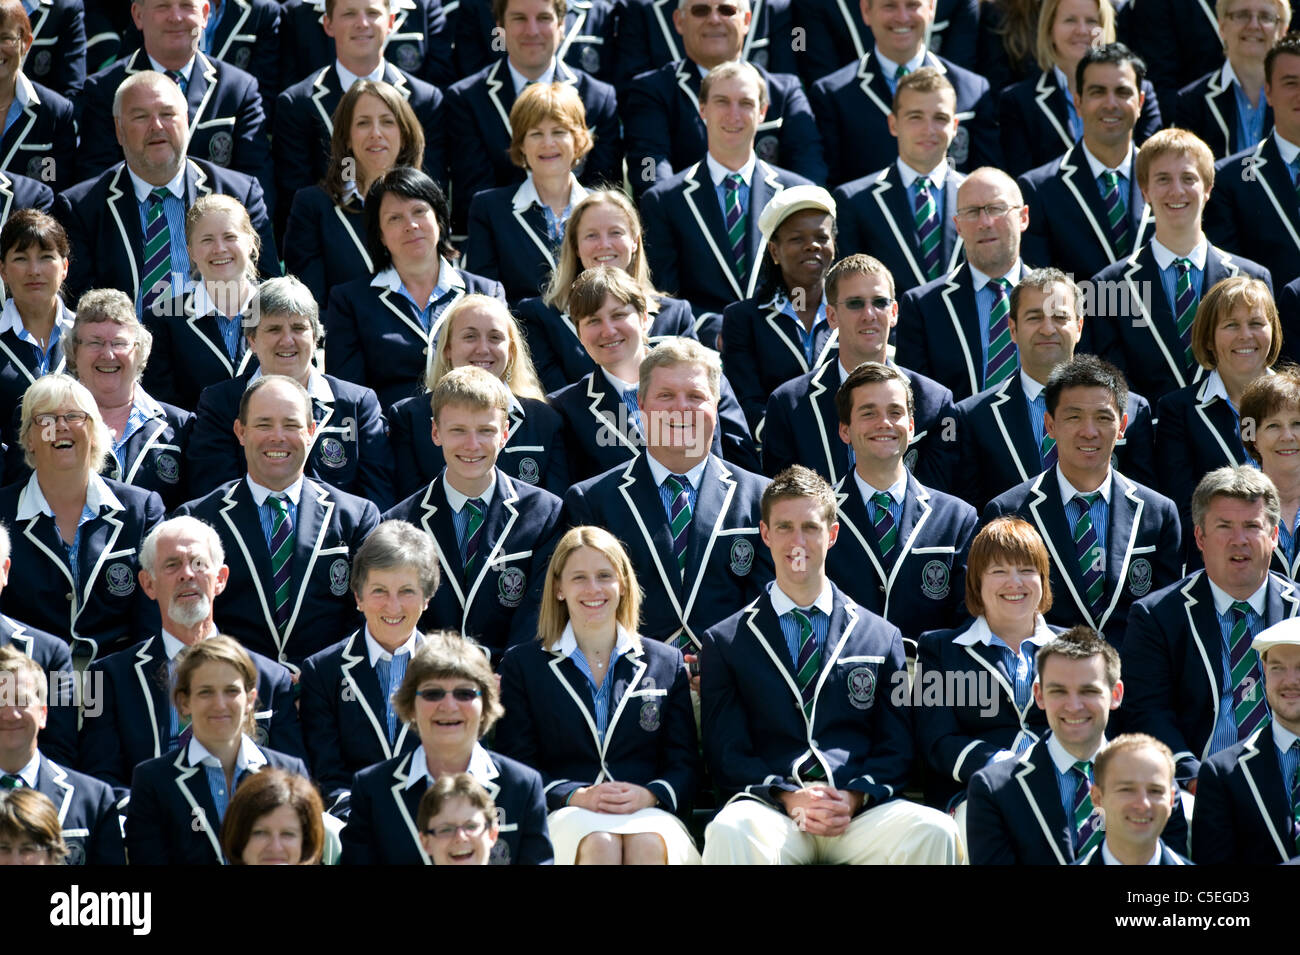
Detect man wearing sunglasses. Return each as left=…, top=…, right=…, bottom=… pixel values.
left=622, top=0, right=824, bottom=200
left=809, top=0, right=997, bottom=187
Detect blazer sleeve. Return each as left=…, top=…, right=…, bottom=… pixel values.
left=1118, top=598, right=1201, bottom=781
left=1118, top=396, right=1158, bottom=491
left=338, top=769, right=378, bottom=864
left=915, top=635, right=1003, bottom=785
left=760, top=389, right=797, bottom=478
left=445, top=87, right=494, bottom=234
left=965, top=765, right=1018, bottom=865
left=495, top=650, right=580, bottom=809
left=893, top=291, right=930, bottom=381
left=124, top=764, right=171, bottom=865
left=272, top=91, right=318, bottom=224
left=720, top=302, right=766, bottom=434
left=1189, top=756, right=1235, bottom=864
left=639, top=186, right=679, bottom=300
left=52, top=5, right=87, bottom=99
left=76, top=661, right=130, bottom=795
left=648, top=650, right=699, bottom=817
left=386, top=400, right=426, bottom=502
left=506, top=500, right=564, bottom=650
left=806, top=79, right=843, bottom=187
left=352, top=388, right=397, bottom=512
left=40, top=644, right=78, bottom=768
left=87, top=781, right=128, bottom=865
left=130, top=494, right=166, bottom=636
left=283, top=189, right=330, bottom=306
left=187, top=387, right=244, bottom=497
left=264, top=662, right=306, bottom=761
left=578, top=82, right=623, bottom=190
left=296, top=655, right=352, bottom=813
left=54, top=188, right=93, bottom=302
left=50, top=99, right=79, bottom=192
left=842, top=626, right=914, bottom=804
left=538, top=414, right=570, bottom=496
left=231, top=83, right=276, bottom=212
left=322, top=285, right=368, bottom=387
left=243, top=175, right=281, bottom=278
left=1154, top=393, right=1196, bottom=530
left=464, top=194, right=502, bottom=282
left=515, top=767, right=555, bottom=864
left=997, top=88, right=1036, bottom=179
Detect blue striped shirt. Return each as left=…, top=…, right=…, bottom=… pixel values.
left=1023, top=375, right=1050, bottom=460
left=1276, top=721, right=1300, bottom=803
left=776, top=295, right=829, bottom=366
left=110, top=396, right=159, bottom=471
left=1231, top=69, right=1268, bottom=153
left=988, top=634, right=1037, bottom=713
left=770, top=581, right=833, bottom=671
left=129, top=171, right=190, bottom=313
left=556, top=623, right=635, bottom=743
left=1281, top=510, right=1299, bottom=567
left=1058, top=470, right=1110, bottom=556
left=247, top=477, right=302, bottom=552
left=1208, top=582, right=1268, bottom=757
left=971, top=263, right=1022, bottom=386
left=1047, top=734, right=1101, bottom=840
left=647, top=455, right=706, bottom=524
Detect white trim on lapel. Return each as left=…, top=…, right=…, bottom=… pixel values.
left=172, top=748, right=226, bottom=863
left=1095, top=473, right=1145, bottom=633
left=77, top=510, right=125, bottom=618
left=1179, top=572, right=1221, bottom=762
left=1122, top=253, right=1199, bottom=391
left=333, top=202, right=374, bottom=273
left=988, top=378, right=1036, bottom=483
left=834, top=0, right=867, bottom=60
left=279, top=480, right=337, bottom=644
left=212, top=0, right=253, bottom=60
left=747, top=162, right=785, bottom=299
left=1203, top=69, right=1232, bottom=150
left=761, top=298, right=813, bottom=373
left=614, top=457, right=695, bottom=647
left=310, top=67, right=334, bottom=132
left=0, top=333, right=41, bottom=388
left=679, top=459, right=739, bottom=633
left=377, top=286, right=433, bottom=341
left=680, top=163, right=745, bottom=302
left=122, top=418, right=175, bottom=484
left=649, top=0, right=681, bottom=62
left=0, top=94, right=40, bottom=173
left=218, top=482, right=281, bottom=654
left=1026, top=470, right=1099, bottom=628
left=1058, top=146, right=1122, bottom=265
left=461, top=479, right=522, bottom=622
left=1197, top=0, right=1220, bottom=31
left=187, top=53, right=220, bottom=137
left=132, top=637, right=165, bottom=758
left=1032, top=71, right=1072, bottom=152
left=419, top=480, right=467, bottom=610
left=870, top=168, right=926, bottom=287
left=1014, top=750, right=1068, bottom=865
left=1241, top=141, right=1300, bottom=254
left=584, top=373, right=640, bottom=454
left=1236, top=727, right=1293, bottom=861
left=833, top=479, right=891, bottom=593
left=485, top=59, right=512, bottom=134
left=339, top=631, right=406, bottom=759
left=185, top=307, right=236, bottom=376
left=855, top=52, right=893, bottom=116
left=105, top=166, right=141, bottom=296
left=808, top=362, right=841, bottom=482
left=939, top=268, right=980, bottom=397
left=1192, top=376, right=1242, bottom=468
left=44, top=759, right=75, bottom=825
left=511, top=193, right=557, bottom=271
left=389, top=752, right=432, bottom=864
left=557, top=4, right=587, bottom=63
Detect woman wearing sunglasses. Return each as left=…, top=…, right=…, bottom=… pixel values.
left=340, top=631, right=553, bottom=864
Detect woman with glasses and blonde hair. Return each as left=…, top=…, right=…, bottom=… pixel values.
left=386, top=293, right=568, bottom=499
left=496, top=525, right=699, bottom=864
left=0, top=373, right=163, bottom=663
left=340, top=630, right=552, bottom=864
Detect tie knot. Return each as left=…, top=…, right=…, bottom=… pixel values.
left=915, top=176, right=931, bottom=192
left=149, top=187, right=170, bottom=204
left=724, top=173, right=743, bottom=192
left=1174, top=257, right=1192, bottom=274
left=267, top=492, right=287, bottom=512
left=466, top=497, right=485, bottom=516
left=871, top=491, right=893, bottom=510
left=0, top=774, right=24, bottom=789
left=1074, top=492, right=1100, bottom=509
left=1230, top=599, right=1253, bottom=617
left=791, top=606, right=817, bottom=624
left=1072, top=760, right=1092, bottom=780
left=1101, top=170, right=1119, bottom=189
left=894, top=63, right=909, bottom=80
left=992, top=277, right=1011, bottom=296
left=665, top=474, right=689, bottom=496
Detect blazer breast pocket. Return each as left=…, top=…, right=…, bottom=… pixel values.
left=833, top=656, right=886, bottom=712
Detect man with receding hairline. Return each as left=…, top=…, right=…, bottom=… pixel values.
left=1076, top=733, right=1190, bottom=864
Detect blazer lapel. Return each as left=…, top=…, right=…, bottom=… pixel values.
left=106, top=166, right=145, bottom=296
left=172, top=748, right=225, bottom=863
left=584, top=372, right=640, bottom=454
left=186, top=54, right=219, bottom=134
left=387, top=753, right=432, bottom=864
left=1204, top=69, right=1233, bottom=152
left=873, top=166, right=926, bottom=287
left=1181, top=573, right=1225, bottom=760
left=1057, top=144, right=1122, bottom=266
left=512, top=194, right=556, bottom=270
left=339, top=631, right=399, bottom=759
left=463, top=472, right=522, bottom=618
left=1099, top=474, right=1144, bottom=632
left=680, top=162, right=744, bottom=302
left=1035, top=72, right=1073, bottom=152
left=218, top=481, right=280, bottom=648
left=855, top=51, right=894, bottom=117
left=616, top=456, right=692, bottom=636
left=132, top=637, right=167, bottom=759
left=746, top=163, right=783, bottom=298
left=681, top=457, right=738, bottom=621
left=1251, top=138, right=1300, bottom=255
left=808, top=362, right=846, bottom=481
left=1027, top=469, right=1098, bottom=626
left=1014, top=743, right=1075, bottom=864
left=485, top=59, right=515, bottom=135
left=1264, top=573, right=1300, bottom=625
left=310, top=67, right=336, bottom=132
left=419, top=476, right=470, bottom=609
left=940, top=266, right=983, bottom=397
left=1235, top=724, right=1296, bottom=861
left=988, top=375, right=1039, bottom=483
left=1123, top=250, right=1199, bottom=390
left=1193, top=378, right=1244, bottom=468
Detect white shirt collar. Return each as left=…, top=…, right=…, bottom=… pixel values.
left=1046, top=731, right=1105, bottom=773
left=1221, top=59, right=1240, bottom=91
left=1273, top=718, right=1300, bottom=753
left=853, top=469, right=907, bottom=506
left=405, top=741, right=496, bottom=790
left=1102, top=839, right=1162, bottom=865
left=1206, top=575, right=1269, bottom=617
left=1052, top=64, right=1073, bottom=96
left=0, top=296, right=73, bottom=338
left=1056, top=466, right=1113, bottom=508
left=13, top=71, right=35, bottom=109
left=555, top=621, right=637, bottom=660
left=147, top=54, right=195, bottom=82
left=896, top=156, right=950, bottom=189
left=1080, top=140, right=1134, bottom=183
left=512, top=172, right=587, bottom=214
left=443, top=470, right=497, bottom=512
left=1201, top=368, right=1230, bottom=405
left=187, top=733, right=268, bottom=774
left=970, top=260, right=1023, bottom=292
left=507, top=58, right=558, bottom=96
left=247, top=366, right=334, bottom=403
left=334, top=58, right=384, bottom=92
left=160, top=628, right=206, bottom=660
left=16, top=470, right=124, bottom=521
left=646, top=452, right=709, bottom=489
left=769, top=580, right=834, bottom=618
left=706, top=151, right=757, bottom=189
left=872, top=45, right=927, bottom=79
left=363, top=625, right=421, bottom=668
left=9, top=749, right=41, bottom=788
left=1274, top=129, right=1300, bottom=166
left=369, top=262, right=466, bottom=297
left=245, top=474, right=305, bottom=508
left=190, top=279, right=254, bottom=319
left=1150, top=237, right=1208, bottom=271
left=133, top=387, right=166, bottom=422
left=956, top=613, right=1057, bottom=647
left=127, top=163, right=186, bottom=203
left=1020, top=369, right=1046, bottom=399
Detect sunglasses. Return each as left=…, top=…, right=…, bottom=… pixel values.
left=687, top=3, right=741, bottom=17
left=837, top=296, right=894, bottom=311
left=416, top=687, right=482, bottom=702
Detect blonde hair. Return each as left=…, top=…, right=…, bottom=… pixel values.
left=638, top=336, right=722, bottom=404
left=1136, top=127, right=1216, bottom=192
left=426, top=295, right=545, bottom=401
left=544, top=190, right=662, bottom=314
left=185, top=194, right=261, bottom=284
left=1036, top=0, right=1116, bottom=73
left=537, top=526, right=643, bottom=648
left=430, top=365, right=511, bottom=425
left=1191, top=276, right=1282, bottom=370
left=19, top=373, right=114, bottom=472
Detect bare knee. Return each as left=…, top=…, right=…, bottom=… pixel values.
left=575, top=831, right=622, bottom=865
left=622, top=832, right=668, bottom=865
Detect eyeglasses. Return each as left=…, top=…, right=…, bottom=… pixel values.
left=687, top=3, right=741, bottom=17
left=415, top=687, right=482, bottom=702
left=837, top=296, right=894, bottom=311
left=1225, top=9, right=1280, bottom=25
left=77, top=337, right=135, bottom=353
left=954, top=203, right=1021, bottom=222
left=423, top=819, right=489, bottom=839
left=32, top=411, right=89, bottom=428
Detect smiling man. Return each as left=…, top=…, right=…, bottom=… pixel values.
left=1077, top=733, right=1190, bottom=864
left=176, top=375, right=380, bottom=667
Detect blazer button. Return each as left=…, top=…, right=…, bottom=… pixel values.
left=878, top=584, right=886, bottom=593
left=65, top=593, right=73, bottom=601
left=422, top=346, right=429, bottom=356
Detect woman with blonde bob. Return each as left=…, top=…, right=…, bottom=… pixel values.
left=222, top=767, right=327, bottom=865
left=340, top=631, right=553, bottom=864
left=125, top=636, right=311, bottom=865
left=496, top=526, right=700, bottom=865
left=387, top=293, right=569, bottom=498
left=0, top=373, right=164, bottom=662
left=0, top=789, right=68, bottom=865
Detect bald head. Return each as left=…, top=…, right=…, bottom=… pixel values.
left=954, top=167, right=1028, bottom=277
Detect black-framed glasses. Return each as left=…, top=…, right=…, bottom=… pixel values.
left=955, top=203, right=1021, bottom=222
left=424, top=819, right=489, bottom=839
left=415, top=687, right=482, bottom=702
left=838, top=296, right=893, bottom=311
left=687, top=3, right=740, bottom=17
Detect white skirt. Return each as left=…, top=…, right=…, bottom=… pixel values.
left=548, top=806, right=702, bottom=865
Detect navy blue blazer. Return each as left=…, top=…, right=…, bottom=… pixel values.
left=514, top=293, right=697, bottom=395
left=77, top=52, right=274, bottom=203
left=1090, top=243, right=1272, bottom=407
left=283, top=188, right=372, bottom=309
left=32, top=755, right=125, bottom=865
left=547, top=367, right=759, bottom=481
left=78, top=633, right=304, bottom=795
left=175, top=478, right=381, bottom=667
left=25, top=0, right=86, bottom=99
left=56, top=159, right=279, bottom=305
left=453, top=0, right=617, bottom=86
left=0, top=477, right=163, bottom=662
left=997, top=72, right=1162, bottom=178
left=1278, top=274, right=1300, bottom=367
left=915, top=619, right=1055, bottom=806
left=1176, top=69, right=1272, bottom=161
left=444, top=58, right=621, bottom=233
left=1121, top=570, right=1300, bottom=785
left=983, top=467, right=1182, bottom=651
left=700, top=584, right=914, bottom=805
left=832, top=162, right=966, bottom=298
left=273, top=63, right=446, bottom=229
left=809, top=50, right=998, bottom=187
left=382, top=469, right=564, bottom=659
left=188, top=371, right=396, bottom=510
left=640, top=158, right=812, bottom=328
left=720, top=291, right=838, bottom=438
left=126, top=743, right=309, bottom=864
left=1126, top=0, right=1224, bottom=111
left=0, top=76, right=76, bottom=192
left=1018, top=143, right=1152, bottom=283
left=279, top=0, right=453, bottom=92
left=1206, top=137, right=1300, bottom=292
left=944, top=374, right=1157, bottom=513
left=1076, top=843, right=1193, bottom=864
left=386, top=393, right=569, bottom=500
left=496, top=637, right=698, bottom=817
left=1193, top=722, right=1299, bottom=864
left=0, top=299, right=71, bottom=445
left=464, top=183, right=565, bottom=304
left=762, top=360, right=957, bottom=489
left=564, top=453, right=773, bottom=647
left=1, top=613, right=75, bottom=767
left=621, top=59, right=826, bottom=200
left=298, top=628, right=422, bottom=814
left=141, top=288, right=258, bottom=411
left=323, top=269, right=507, bottom=412
left=967, top=735, right=1190, bottom=864
left=826, top=470, right=976, bottom=649
left=341, top=746, right=553, bottom=864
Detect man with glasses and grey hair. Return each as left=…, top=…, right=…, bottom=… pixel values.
left=78, top=515, right=303, bottom=797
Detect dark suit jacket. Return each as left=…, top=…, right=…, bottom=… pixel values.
left=1077, top=842, right=1193, bottom=864
left=386, top=393, right=569, bottom=500
left=701, top=584, right=914, bottom=804
left=1177, top=68, right=1273, bottom=160
left=1126, top=0, right=1224, bottom=111
left=78, top=633, right=304, bottom=794
left=1277, top=274, right=1300, bottom=367
left=809, top=49, right=998, bottom=187
left=983, top=467, right=1182, bottom=651
left=25, top=0, right=86, bottom=99
left=1121, top=570, right=1300, bottom=784
left=564, top=453, right=773, bottom=646
left=340, top=745, right=553, bottom=864
left=0, top=298, right=71, bottom=446
left=1206, top=136, right=1300, bottom=291
left=1, top=614, right=76, bottom=767
left=453, top=0, right=617, bottom=86
left=622, top=58, right=825, bottom=199
left=1193, top=722, right=1299, bottom=864
left=125, top=744, right=309, bottom=864
left=381, top=469, right=564, bottom=658
left=464, top=182, right=566, bottom=304
left=175, top=477, right=381, bottom=666
left=832, top=161, right=966, bottom=298
left=282, top=187, right=372, bottom=308
left=0, top=75, right=77, bottom=192
left=56, top=159, right=279, bottom=304
left=1018, top=142, right=1152, bottom=283
left=33, top=755, right=125, bottom=865
left=141, top=288, right=258, bottom=411
left=496, top=637, right=698, bottom=817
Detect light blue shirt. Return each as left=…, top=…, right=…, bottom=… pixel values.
left=1207, top=577, right=1269, bottom=757
left=110, top=390, right=165, bottom=472
left=1224, top=63, right=1268, bottom=152
left=15, top=471, right=122, bottom=586
left=370, top=263, right=465, bottom=336
left=970, top=261, right=1023, bottom=385
left=874, top=46, right=928, bottom=96
left=0, top=296, right=72, bottom=375
left=1053, top=66, right=1083, bottom=141
left=770, top=580, right=833, bottom=672
left=556, top=622, right=637, bottom=742
left=775, top=293, right=829, bottom=366
left=127, top=165, right=189, bottom=315
left=647, top=453, right=707, bottom=525
left=1047, top=733, right=1104, bottom=837
left=201, top=0, right=225, bottom=54
left=1151, top=238, right=1207, bottom=320
left=706, top=152, right=755, bottom=228
left=1057, top=467, right=1112, bottom=556
left=247, top=475, right=303, bottom=552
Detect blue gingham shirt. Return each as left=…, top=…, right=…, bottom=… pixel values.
left=246, top=475, right=303, bottom=552
left=1206, top=577, right=1269, bottom=757
left=970, top=262, right=1023, bottom=387
left=556, top=622, right=636, bottom=742
left=189, top=734, right=267, bottom=824
left=770, top=580, right=833, bottom=672
left=1058, top=467, right=1111, bottom=556
left=110, top=389, right=164, bottom=472
left=128, top=165, right=190, bottom=312
left=1276, top=719, right=1300, bottom=803
left=646, top=453, right=706, bottom=524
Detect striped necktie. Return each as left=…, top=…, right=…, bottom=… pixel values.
left=1071, top=761, right=1104, bottom=856
left=1098, top=170, right=1131, bottom=257
left=1032, top=393, right=1057, bottom=468
left=723, top=173, right=747, bottom=281
left=986, top=278, right=1016, bottom=386
left=141, top=187, right=173, bottom=319
left=1173, top=258, right=1198, bottom=369
left=1072, top=493, right=1105, bottom=618
left=267, top=494, right=294, bottom=631
left=914, top=176, right=942, bottom=281
left=461, top=498, right=485, bottom=574
left=870, top=491, right=898, bottom=564
left=1227, top=600, right=1267, bottom=739
left=1289, top=740, right=1300, bottom=853
left=0, top=774, right=23, bottom=789
left=791, top=608, right=820, bottom=718
left=165, top=68, right=188, bottom=96
left=663, top=474, right=692, bottom=577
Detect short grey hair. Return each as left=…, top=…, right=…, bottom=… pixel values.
left=1192, top=466, right=1282, bottom=530
left=248, top=276, right=324, bottom=341
left=638, top=336, right=722, bottom=402
left=139, top=516, right=225, bottom=577
left=112, top=69, right=185, bottom=121
left=69, top=288, right=153, bottom=381
left=351, top=520, right=441, bottom=600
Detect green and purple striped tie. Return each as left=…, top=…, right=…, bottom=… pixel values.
left=141, top=187, right=173, bottom=318
left=1071, top=761, right=1103, bottom=856
left=267, top=494, right=294, bottom=632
